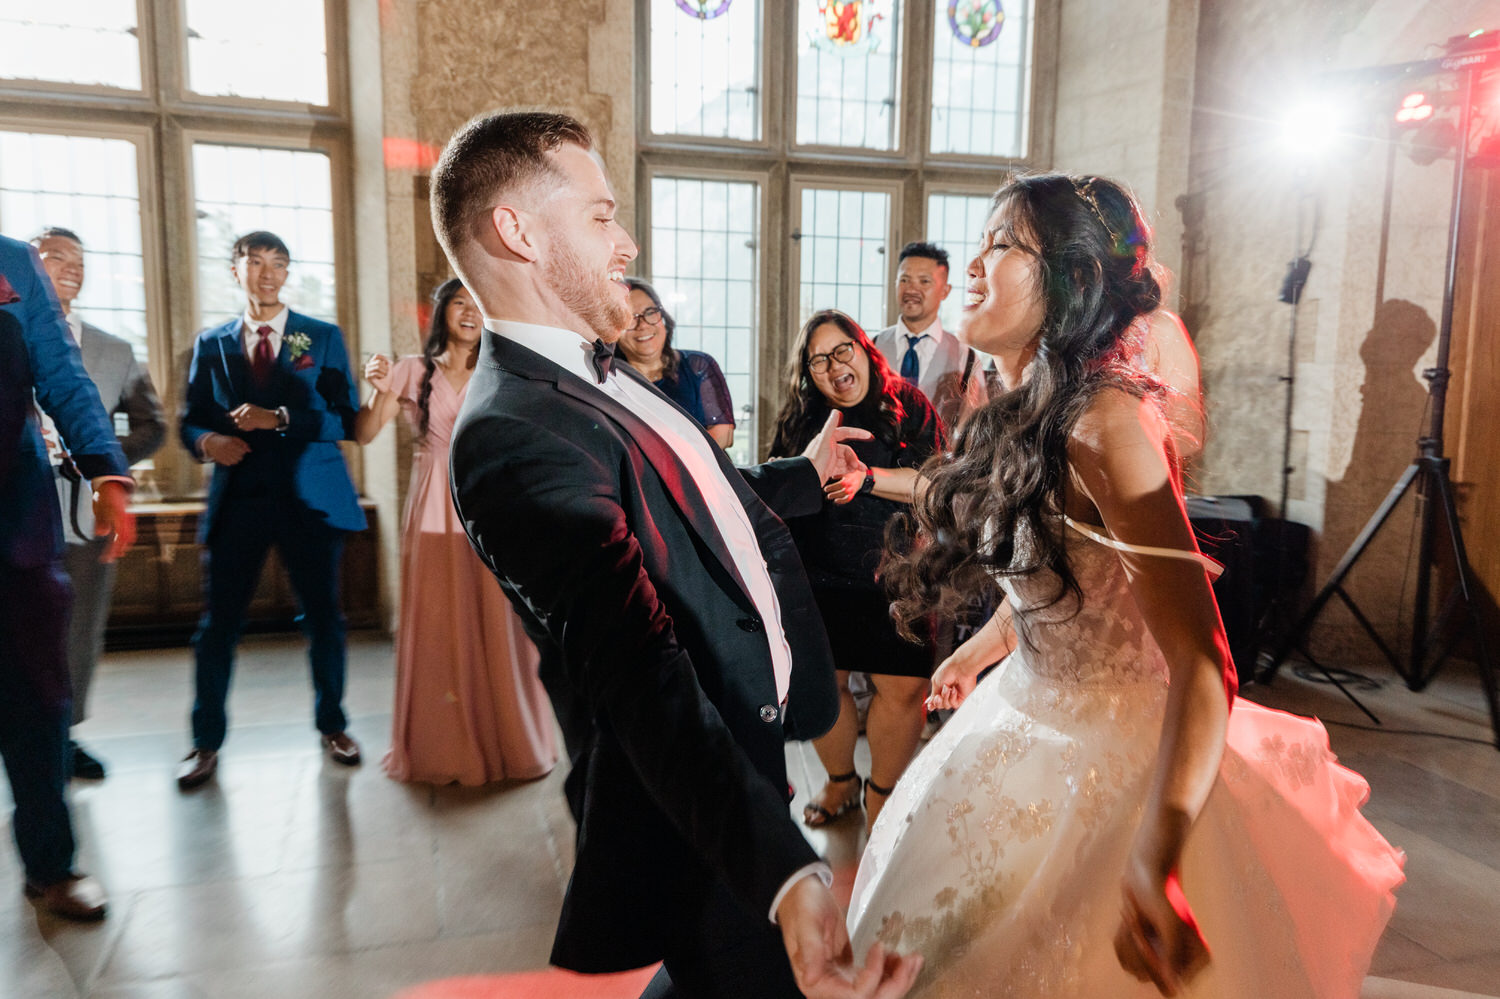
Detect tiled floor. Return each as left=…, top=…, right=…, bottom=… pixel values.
left=3, top=632, right=1498, bottom=998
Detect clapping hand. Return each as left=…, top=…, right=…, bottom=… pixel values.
left=824, top=468, right=864, bottom=505
left=777, top=876, right=922, bottom=999
left=804, top=411, right=872, bottom=484
left=229, top=403, right=279, bottom=431
left=364, top=353, right=394, bottom=394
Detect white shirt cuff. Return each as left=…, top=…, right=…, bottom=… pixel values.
left=768, top=861, right=833, bottom=924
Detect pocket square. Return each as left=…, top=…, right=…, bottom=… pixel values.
left=293, top=354, right=316, bottom=371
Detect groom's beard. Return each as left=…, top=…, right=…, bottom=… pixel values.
left=544, top=231, right=630, bottom=344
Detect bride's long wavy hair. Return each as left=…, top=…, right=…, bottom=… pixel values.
left=884, top=173, right=1166, bottom=635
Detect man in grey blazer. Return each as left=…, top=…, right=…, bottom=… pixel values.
left=34, top=227, right=166, bottom=780
left=872, top=241, right=987, bottom=432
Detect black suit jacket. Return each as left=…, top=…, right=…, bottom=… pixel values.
left=450, top=331, right=840, bottom=973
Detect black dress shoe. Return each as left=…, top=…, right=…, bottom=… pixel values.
left=24, top=874, right=108, bottom=921
left=176, top=749, right=218, bottom=790
left=70, top=742, right=106, bottom=780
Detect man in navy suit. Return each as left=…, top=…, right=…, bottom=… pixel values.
left=1, top=233, right=134, bottom=920
left=177, top=231, right=366, bottom=790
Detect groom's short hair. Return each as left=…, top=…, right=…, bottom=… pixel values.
left=430, top=110, right=593, bottom=265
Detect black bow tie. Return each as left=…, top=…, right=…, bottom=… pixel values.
left=590, top=338, right=616, bottom=384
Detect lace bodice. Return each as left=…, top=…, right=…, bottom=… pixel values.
left=997, top=517, right=1217, bottom=688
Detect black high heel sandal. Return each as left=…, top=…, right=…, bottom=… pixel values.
left=802, top=770, right=862, bottom=827
left=863, top=777, right=895, bottom=811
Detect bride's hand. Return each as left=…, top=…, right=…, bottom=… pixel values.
left=1113, top=865, right=1209, bottom=997
left=925, top=655, right=980, bottom=711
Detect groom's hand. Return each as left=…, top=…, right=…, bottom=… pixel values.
left=803, top=411, right=872, bottom=484
left=776, top=875, right=923, bottom=998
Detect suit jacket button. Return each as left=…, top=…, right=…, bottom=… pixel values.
left=759, top=704, right=779, bottom=723
left=737, top=617, right=763, bottom=632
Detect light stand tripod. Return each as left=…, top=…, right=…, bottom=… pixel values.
left=1256, top=52, right=1500, bottom=751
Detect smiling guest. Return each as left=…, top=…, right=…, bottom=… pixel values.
left=356, top=279, right=558, bottom=786
left=770, top=309, right=944, bottom=833
left=176, top=231, right=365, bottom=790
left=873, top=242, right=987, bottom=432
left=617, top=277, right=735, bottom=448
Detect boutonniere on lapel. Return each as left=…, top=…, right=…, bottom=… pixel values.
left=286, top=332, right=315, bottom=371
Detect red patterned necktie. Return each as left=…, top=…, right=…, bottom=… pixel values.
left=251, top=325, right=275, bottom=386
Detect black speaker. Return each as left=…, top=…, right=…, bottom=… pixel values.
left=1185, top=495, right=1311, bottom=679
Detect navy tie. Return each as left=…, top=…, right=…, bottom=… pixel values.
left=590, top=337, right=616, bottom=384
left=900, top=334, right=923, bottom=385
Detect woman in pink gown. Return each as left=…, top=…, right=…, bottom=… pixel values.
left=357, top=279, right=557, bottom=785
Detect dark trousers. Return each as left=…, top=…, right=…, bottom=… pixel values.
left=62, top=538, right=114, bottom=726
left=639, top=881, right=805, bottom=999
left=0, top=562, right=76, bottom=886
left=191, top=498, right=347, bottom=751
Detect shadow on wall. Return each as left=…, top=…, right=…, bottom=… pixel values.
left=1314, top=298, right=1436, bottom=662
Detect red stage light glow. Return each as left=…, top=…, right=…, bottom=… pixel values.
left=1394, top=91, right=1435, bottom=124
left=384, top=136, right=442, bottom=171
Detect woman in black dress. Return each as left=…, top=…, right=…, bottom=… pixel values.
left=770, top=308, right=944, bottom=833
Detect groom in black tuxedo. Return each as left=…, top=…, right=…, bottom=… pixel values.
left=434, top=113, right=919, bottom=999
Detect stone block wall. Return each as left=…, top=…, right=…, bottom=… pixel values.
left=1185, top=0, right=1493, bottom=661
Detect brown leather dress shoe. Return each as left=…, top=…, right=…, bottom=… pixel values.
left=25, top=874, right=107, bottom=921
left=176, top=749, right=218, bottom=790
left=322, top=732, right=361, bottom=766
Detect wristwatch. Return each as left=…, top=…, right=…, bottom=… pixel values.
left=858, top=470, right=875, bottom=496
left=275, top=406, right=291, bottom=432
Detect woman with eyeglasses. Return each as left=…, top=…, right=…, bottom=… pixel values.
left=770, top=309, right=944, bottom=834
left=618, top=278, right=736, bottom=448
left=356, top=279, right=558, bottom=786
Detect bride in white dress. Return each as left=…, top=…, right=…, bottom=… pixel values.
left=848, top=174, right=1404, bottom=997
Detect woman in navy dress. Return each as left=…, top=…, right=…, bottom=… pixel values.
left=618, top=278, right=735, bottom=448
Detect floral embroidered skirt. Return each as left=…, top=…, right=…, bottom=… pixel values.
left=848, top=655, right=1406, bottom=998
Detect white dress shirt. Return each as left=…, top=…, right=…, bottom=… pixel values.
left=487, top=319, right=832, bottom=922
left=491, top=318, right=796, bottom=701
left=895, top=316, right=947, bottom=396
left=64, top=310, right=82, bottom=347
left=242, top=306, right=288, bottom=357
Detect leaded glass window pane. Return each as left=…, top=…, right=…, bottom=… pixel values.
left=930, top=0, right=1032, bottom=158
left=0, top=0, right=141, bottom=90
left=649, top=176, right=761, bottom=466
left=184, top=0, right=329, bottom=105
left=926, top=191, right=993, bottom=333
left=192, top=144, right=336, bottom=325
left=795, top=0, right=903, bottom=150
left=798, top=186, right=890, bottom=332
left=650, top=0, right=762, bottom=141
left=0, top=131, right=149, bottom=363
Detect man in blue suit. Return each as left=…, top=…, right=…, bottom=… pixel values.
left=177, top=231, right=366, bottom=790
left=1, top=233, right=134, bottom=920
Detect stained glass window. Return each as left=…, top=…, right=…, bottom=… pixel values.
left=0, top=131, right=149, bottom=362
left=650, top=0, right=762, bottom=141
left=649, top=176, right=761, bottom=466
left=926, top=191, right=994, bottom=333
left=930, top=0, right=1033, bottom=158
left=798, top=187, right=891, bottom=332
left=184, top=0, right=329, bottom=105
left=0, top=1, right=141, bottom=90
left=795, top=0, right=903, bottom=150
left=192, top=144, right=336, bottom=325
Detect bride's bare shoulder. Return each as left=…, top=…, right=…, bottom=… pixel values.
left=1068, top=385, right=1168, bottom=461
